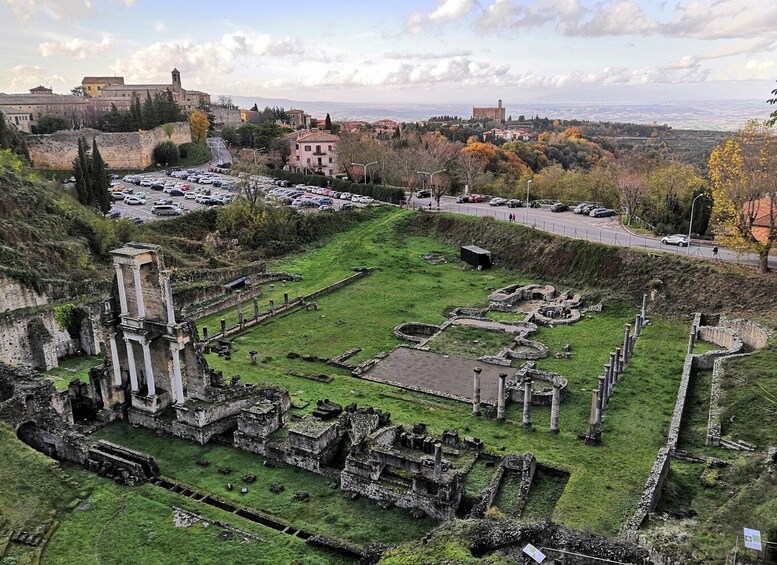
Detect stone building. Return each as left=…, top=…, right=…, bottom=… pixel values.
left=0, top=87, right=88, bottom=132
left=82, top=69, right=210, bottom=113
left=472, top=99, right=506, bottom=122
left=287, top=130, right=340, bottom=176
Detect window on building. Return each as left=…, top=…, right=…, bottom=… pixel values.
left=304, top=145, right=311, bottom=151
left=317, top=158, right=322, bottom=165
left=316, top=145, right=321, bottom=153
left=329, top=157, right=333, bottom=163
left=306, top=158, right=310, bottom=164
left=328, top=169, right=333, bottom=175
left=328, top=145, right=333, bottom=151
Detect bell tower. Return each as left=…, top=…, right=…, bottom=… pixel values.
left=171, top=68, right=182, bottom=92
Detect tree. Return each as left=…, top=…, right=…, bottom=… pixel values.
left=709, top=121, right=777, bottom=273
left=0, top=111, right=30, bottom=160
left=325, top=113, right=332, bottom=131
left=33, top=114, right=72, bottom=134
left=616, top=168, right=648, bottom=224
left=161, top=123, right=175, bottom=138
left=768, top=81, right=777, bottom=127
left=91, top=139, right=112, bottom=214
left=189, top=109, right=209, bottom=142
left=70, top=86, right=84, bottom=97
left=220, top=125, right=240, bottom=147
left=72, top=137, right=92, bottom=206
left=153, top=140, right=180, bottom=166
left=216, top=95, right=237, bottom=109
left=454, top=148, right=485, bottom=193
left=232, top=160, right=267, bottom=212
left=141, top=91, right=156, bottom=130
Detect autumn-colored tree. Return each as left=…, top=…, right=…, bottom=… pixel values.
left=562, top=127, right=584, bottom=139
left=189, top=109, right=209, bottom=142
left=709, top=121, right=777, bottom=273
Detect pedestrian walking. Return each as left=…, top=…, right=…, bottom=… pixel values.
left=712, top=246, right=719, bottom=258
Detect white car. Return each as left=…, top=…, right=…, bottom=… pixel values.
left=195, top=194, right=210, bottom=204
left=200, top=177, right=213, bottom=184
left=140, top=179, right=152, bottom=187
left=123, top=195, right=145, bottom=205
left=661, top=234, right=690, bottom=247
left=112, top=191, right=128, bottom=200
left=359, top=196, right=374, bottom=204
left=184, top=191, right=199, bottom=200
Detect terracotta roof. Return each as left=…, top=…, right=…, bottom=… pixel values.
left=296, top=130, right=339, bottom=143
left=82, top=76, right=124, bottom=82
left=0, top=93, right=86, bottom=105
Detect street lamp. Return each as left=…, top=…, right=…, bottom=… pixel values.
left=526, top=179, right=533, bottom=223
left=351, top=161, right=377, bottom=184
left=417, top=169, right=446, bottom=207
left=687, top=193, right=704, bottom=255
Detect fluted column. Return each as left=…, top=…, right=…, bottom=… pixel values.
left=114, top=264, right=128, bottom=316
left=132, top=264, right=145, bottom=319
left=141, top=339, right=155, bottom=396
left=170, top=342, right=184, bottom=403
left=109, top=333, right=122, bottom=386
left=472, top=367, right=482, bottom=416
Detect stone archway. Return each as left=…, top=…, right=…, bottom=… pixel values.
left=16, top=421, right=58, bottom=459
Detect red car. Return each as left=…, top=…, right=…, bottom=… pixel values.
left=468, top=194, right=486, bottom=203
left=180, top=184, right=190, bottom=191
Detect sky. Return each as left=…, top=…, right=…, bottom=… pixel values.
left=1, top=0, right=776, bottom=107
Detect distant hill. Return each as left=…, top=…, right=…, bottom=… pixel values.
left=223, top=96, right=769, bottom=131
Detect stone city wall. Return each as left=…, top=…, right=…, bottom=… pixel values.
left=720, top=317, right=770, bottom=350
left=27, top=122, right=191, bottom=170
left=0, top=274, right=50, bottom=314
left=0, top=309, right=88, bottom=370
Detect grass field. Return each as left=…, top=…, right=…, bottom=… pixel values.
left=43, top=353, right=104, bottom=391
left=428, top=326, right=517, bottom=360
left=191, top=209, right=690, bottom=535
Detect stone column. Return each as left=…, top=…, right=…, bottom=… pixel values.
left=220, top=319, right=226, bottom=335
left=623, top=324, right=632, bottom=361
left=283, top=292, right=289, bottom=305
left=688, top=324, right=697, bottom=355
left=124, top=337, right=139, bottom=392
left=472, top=367, right=482, bottom=416
left=109, top=333, right=122, bottom=387
left=497, top=373, right=507, bottom=420
left=614, top=347, right=623, bottom=380
left=114, top=264, right=129, bottom=316
left=170, top=342, right=184, bottom=404
left=602, top=365, right=611, bottom=407
left=132, top=264, right=146, bottom=319
left=141, top=340, right=156, bottom=397
left=641, top=293, right=648, bottom=322
left=434, top=443, right=442, bottom=480
left=635, top=314, right=643, bottom=338
left=595, top=376, right=606, bottom=424
left=608, top=352, right=617, bottom=390
left=202, top=326, right=208, bottom=340
left=237, top=295, right=243, bottom=325
left=162, top=274, right=176, bottom=326
left=522, top=378, right=533, bottom=428
left=269, top=299, right=275, bottom=312
left=550, top=385, right=561, bottom=433
left=253, top=298, right=259, bottom=319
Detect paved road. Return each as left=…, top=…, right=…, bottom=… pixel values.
left=206, top=137, right=231, bottom=165
left=408, top=195, right=774, bottom=270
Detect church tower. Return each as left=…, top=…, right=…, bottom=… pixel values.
left=171, top=68, right=182, bottom=92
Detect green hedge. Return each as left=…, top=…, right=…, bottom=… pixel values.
left=269, top=170, right=405, bottom=204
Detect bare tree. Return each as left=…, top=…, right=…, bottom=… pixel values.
left=616, top=169, right=648, bottom=224
left=454, top=150, right=485, bottom=194
left=232, top=159, right=268, bottom=212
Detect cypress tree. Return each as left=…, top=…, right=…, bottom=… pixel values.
left=142, top=91, right=156, bottom=129
left=91, top=138, right=112, bottom=213
left=130, top=94, right=142, bottom=130
left=72, top=137, right=91, bottom=206
left=325, top=113, right=332, bottom=131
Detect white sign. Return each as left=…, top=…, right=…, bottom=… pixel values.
left=522, top=543, right=546, bottom=563
left=744, top=528, right=762, bottom=551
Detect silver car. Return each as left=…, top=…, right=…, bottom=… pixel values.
left=661, top=234, right=689, bottom=247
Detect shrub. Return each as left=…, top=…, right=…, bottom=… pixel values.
left=152, top=140, right=179, bottom=166
left=178, top=143, right=190, bottom=159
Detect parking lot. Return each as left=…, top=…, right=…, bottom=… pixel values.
left=108, top=168, right=366, bottom=223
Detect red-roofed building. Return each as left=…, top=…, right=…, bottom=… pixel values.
left=750, top=195, right=776, bottom=243
left=288, top=130, right=340, bottom=176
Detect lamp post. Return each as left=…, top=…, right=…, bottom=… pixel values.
left=351, top=161, right=377, bottom=184
left=526, top=179, right=533, bottom=223
left=417, top=169, right=446, bottom=207
left=687, top=193, right=704, bottom=255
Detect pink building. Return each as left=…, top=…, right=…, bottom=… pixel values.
left=288, top=130, right=340, bottom=176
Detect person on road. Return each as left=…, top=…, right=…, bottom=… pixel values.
left=712, top=246, right=719, bottom=258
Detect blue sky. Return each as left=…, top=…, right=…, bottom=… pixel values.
left=1, top=0, right=776, bottom=105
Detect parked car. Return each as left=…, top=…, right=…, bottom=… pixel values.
left=456, top=195, right=469, bottom=203
left=589, top=208, right=615, bottom=218
left=506, top=199, right=523, bottom=208
left=151, top=205, right=182, bottom=216
left=341, top=202, right=355, bottom=209
left=661, top=234, right=689, bottom=246
left=489, top=197, right=507, bottom=206
left=105, top=208, right=121, bottom=219
left=123, top=195, right=145, bottom=205
left=550, top=202, right=569, bottom=212
left=340, top=192, right=352, bottom=200
left=112, top=191, right=128, bottom=200
left=168, top=189, right=185, bottom=197
left=128, top=216, right=144, bottom=224
left=154, top=198, right=173, bottom=206
left=468, top=194, right=486, bottom=203
left=574, top=202, right=594, bottom=214
left=417, top=189, right=431, bottom=199
left=319, top=205, right=336, bottom=212
left=184, top=191, right=199, bottom=200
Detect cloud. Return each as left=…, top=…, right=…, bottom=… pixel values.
left=114, top=31, right=310, bottom=81
left=383, top=49, right=473, bottom=60
left=712, top=58, right=777, bottom=81
left=3, top=0, right=93, bottom=20
left=4, top=64, right=68, bottom=91
left=407, top=0, right=478, bottom=32
left=38, top=34, right=113, bottom=59
left=666, top=0, right=777, bottom=40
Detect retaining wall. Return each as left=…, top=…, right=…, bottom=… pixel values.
left=27, top=122, right=191, bottom=170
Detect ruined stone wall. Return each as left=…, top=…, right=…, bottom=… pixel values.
left=720, top=317, right=770, bottom=350
left=625, top=447, right=670, bottom=531
left=0, top=309, right=81, bottom=370
left=0, top=274, right=49, bottom=313
left=26, top=122, right=191, bottom=170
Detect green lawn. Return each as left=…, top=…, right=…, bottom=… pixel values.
left=192, top=209, right=689, bottom=536
left=43, top=353, right=103, bottom=391
left=89, top=422, right=437, bottom=548
left=43, top=467, right=350, bottom=565
left=428, top=326, right=517, bottom=360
